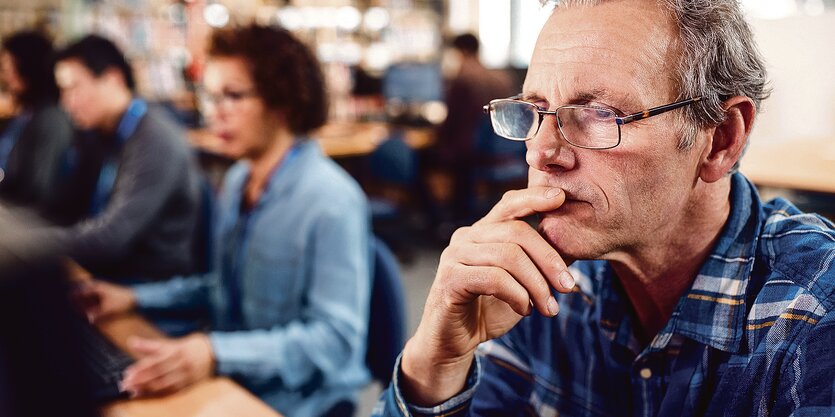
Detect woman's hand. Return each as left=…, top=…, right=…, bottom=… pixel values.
left=120, top=333, right=216, bottom=397
left=74, top=280, right=136, bottom=322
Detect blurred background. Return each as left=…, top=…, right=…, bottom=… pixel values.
left=0, top=0, right=834, bottom=415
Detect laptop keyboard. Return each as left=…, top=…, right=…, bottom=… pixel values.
left=76, top=319, right=134, bottom=404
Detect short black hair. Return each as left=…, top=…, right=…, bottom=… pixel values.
left=55, top=34, right=135, bottom=92
left=452, top=33, right=479, bottom=56
left=1, top=31, right=60, bottom=108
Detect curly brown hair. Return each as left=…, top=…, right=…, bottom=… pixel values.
left=208, top=24, right=328, bottom=135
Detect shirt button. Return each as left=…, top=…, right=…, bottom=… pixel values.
left=639, top=368, right=653, bottom=379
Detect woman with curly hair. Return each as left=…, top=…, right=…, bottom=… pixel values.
left=80, top=24, right=371, bottom=417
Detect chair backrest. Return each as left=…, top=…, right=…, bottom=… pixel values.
left=369, top=133, right=418, bottom=186
left=365, top=236, right=406, bottom=386
left=191, top=173, right=215, bottom=274
left=474, top=114, right=526, bottom=159
left=473, top=115, right=528, bottom=183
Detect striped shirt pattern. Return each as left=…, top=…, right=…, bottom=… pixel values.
left=373, top=173, right=835, bottom=417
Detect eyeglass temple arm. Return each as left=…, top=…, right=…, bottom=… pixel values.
left=616, top=97, right=702, bottom=125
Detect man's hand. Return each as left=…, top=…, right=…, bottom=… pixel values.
left=401, top=187, right=576, bottom=406
left=74, top=280, right=137, bottom=322
left=120, top=333, right=215, bottom=397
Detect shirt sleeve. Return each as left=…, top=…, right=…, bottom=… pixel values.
left=8, top=106, right=73, bottom=205
left=208, top=196, right=371, bottom=389
left=774, top=309, right=835, bottom=416
left=132, top=273, right=213, bottom=312
left=373, top=328, right=536, bottom=417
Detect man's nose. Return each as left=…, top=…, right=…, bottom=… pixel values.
left=525, top=114, right=576, bottom=172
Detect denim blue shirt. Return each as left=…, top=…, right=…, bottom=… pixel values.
left=133, top=139, right=371, bottom=417
left=374, top=173, right=835, bottom=417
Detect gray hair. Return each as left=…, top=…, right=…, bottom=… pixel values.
left=546, top=0, right=771, bottom=152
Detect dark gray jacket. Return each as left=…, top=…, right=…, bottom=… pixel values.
left=55, top=105, right=201, bottom=280
left=0, top=103, right=73, bottom=209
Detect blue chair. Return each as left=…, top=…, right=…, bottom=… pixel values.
left=472, top=115, right=528, bottom=213
left=368, top=132, right=419, bottom=221
left=366, top=236, right=406, bottom=386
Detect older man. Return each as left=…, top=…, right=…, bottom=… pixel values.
left=373, top=0, right=835, bottom=416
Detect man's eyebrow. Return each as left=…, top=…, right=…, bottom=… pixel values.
left=574, top=88, right=628, bottom=105
left=519, top=92, right=543, bottom=102
left=519, top=89, right=639, bottom=111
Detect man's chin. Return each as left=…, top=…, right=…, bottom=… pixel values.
left=536, top=217, right=596, bottom=265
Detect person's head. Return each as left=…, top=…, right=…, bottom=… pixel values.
left=54, top=35, right=135, bottom=130
left=509, top=0, right=768, bottom=262
left=0, top=31, right=60, bottom=108
left=451, top=33, right=480, bottom=57
left=201, top=24, right=327, bottom=160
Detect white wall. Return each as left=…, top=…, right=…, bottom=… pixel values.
left=749, top=11, right=835, bottom=142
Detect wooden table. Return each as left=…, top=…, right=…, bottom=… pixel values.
left=96, top=314, right=281, bottom=417
left=189, top=122, right=435, bottom=159
left=740, top=137, right=835, bottom=194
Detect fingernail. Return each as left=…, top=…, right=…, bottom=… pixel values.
left=559, top=270, right=575, bottom=290
left=545, top=188, right=561, bottom=199
left=547, top=297, right=559, bottom=316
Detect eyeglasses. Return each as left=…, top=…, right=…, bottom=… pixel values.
left=482, top=96, right=702, bottom=150
left=198, top=88, right=258, bottom=111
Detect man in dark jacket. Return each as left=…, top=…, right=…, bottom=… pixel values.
left=51, top=35, right=200, bottom=281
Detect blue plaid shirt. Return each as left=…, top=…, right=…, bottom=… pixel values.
left=373, top=173, right=835, bottom=417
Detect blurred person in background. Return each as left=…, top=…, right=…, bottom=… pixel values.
left=78, top=24, right=371, bottom=417
left=0, top=31, right=73, bottom=210
left=50, top=35, right=200, bottom=281
left=429, top=33, right=515, bottom=229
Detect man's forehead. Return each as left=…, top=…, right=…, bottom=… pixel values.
left=525, top=0, right=678, bottom=106
left=55, top=59, right=92, bottom=88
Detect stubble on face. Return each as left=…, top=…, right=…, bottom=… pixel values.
left=523, top=0, right=693, bottom=262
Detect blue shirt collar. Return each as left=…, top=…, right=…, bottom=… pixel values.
left=669, top=173, right=763, bottom=353
left=115, top=98, right=147, bottom=144
left=599, top=173, right=764, bottom=354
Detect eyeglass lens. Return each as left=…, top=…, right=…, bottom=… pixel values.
left=489, top=100, right=619, bottom=149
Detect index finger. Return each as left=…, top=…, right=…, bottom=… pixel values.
left=478, top=187, right=565, bottom=224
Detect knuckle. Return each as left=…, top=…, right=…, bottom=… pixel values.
left=450, top=226, right=471, bottom=243
left=500, top=189, right=517, bottom=205
left=496, top=243, right=521, bottom=265
left=508, top=220, right=528, bottom=236
left=544, top=250, right=566, bottom=269
left=440, top=245, right=458, bottom=263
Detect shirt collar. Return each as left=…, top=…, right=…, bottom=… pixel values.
left=663, top=173, right=764, bottom=353
left=238, top=138, right=317, bottom=204
left=115, top=98, right=147, bottom=144
left=596, top=173, right=764, bottom=354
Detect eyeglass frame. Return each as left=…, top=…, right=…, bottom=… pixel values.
left=197, top=88, right=259, bottom=111
left=482, top=95, right=703, bottom=150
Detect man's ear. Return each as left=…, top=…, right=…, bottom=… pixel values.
left=699, top=96, right=756, bottom=183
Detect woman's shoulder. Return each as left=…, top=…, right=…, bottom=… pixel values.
left=295, top=141, right=366, bottom=205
